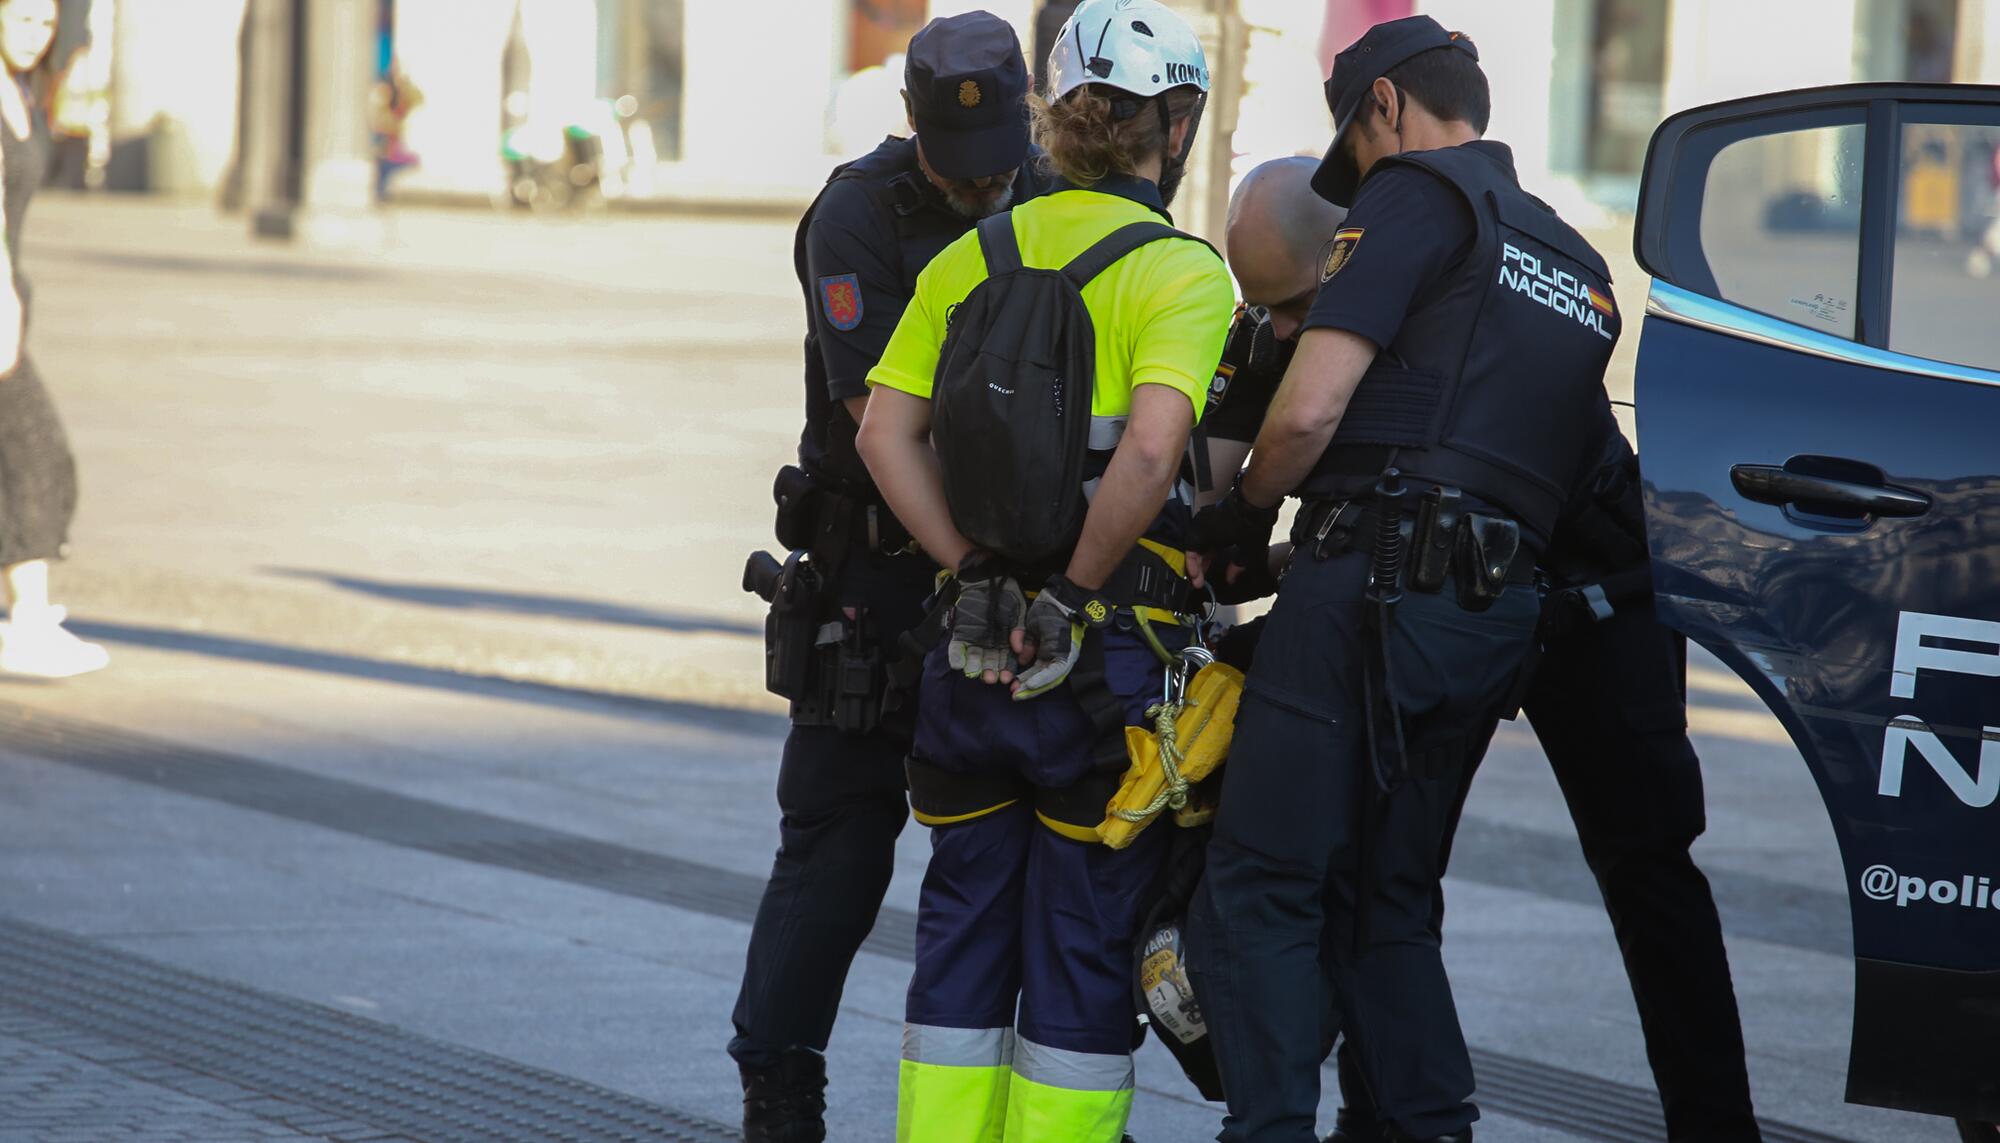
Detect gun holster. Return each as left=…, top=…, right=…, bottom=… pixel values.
left=761, top=551, right=823, bottom=702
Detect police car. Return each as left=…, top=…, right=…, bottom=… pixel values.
left=1631, top=83, right=1999, bottom=1138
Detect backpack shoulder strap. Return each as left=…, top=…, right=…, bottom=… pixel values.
left=1061, top=221, right=1212, bottom=290
left=976, top=213, right=1024, bottom=275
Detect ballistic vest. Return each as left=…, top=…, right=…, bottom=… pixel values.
left=793, top=137, right=1020, bottom=498
left=1302, top=142, right=1621, bottom=544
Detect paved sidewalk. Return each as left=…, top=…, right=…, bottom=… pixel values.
left=0, top=1018, right=342, bottom=1143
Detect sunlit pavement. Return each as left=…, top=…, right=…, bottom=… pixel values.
left=0, top=194, right=1955, bottom=1141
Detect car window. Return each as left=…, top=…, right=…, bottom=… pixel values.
left=1698, top=121, right=1866, bottom=338
left=1889, top=115, right=2000, bottom=369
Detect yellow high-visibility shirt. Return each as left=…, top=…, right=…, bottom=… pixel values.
left=867, top=179, right=1234, bottom=424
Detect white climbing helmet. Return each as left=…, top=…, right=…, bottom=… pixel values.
left=1047, top=0, right=1210, bottom=104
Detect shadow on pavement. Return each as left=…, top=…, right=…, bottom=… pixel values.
left=264, top=567, right=761, bottom=637
left=67, top=618, right=784, bottom=737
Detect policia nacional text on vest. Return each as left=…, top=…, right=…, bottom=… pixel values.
left=1298, top=141, right=1619, bottom=552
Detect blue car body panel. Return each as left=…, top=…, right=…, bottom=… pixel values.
left=1639, top=288, right=2000, bottom=1122
left=1633, top=84, right=2000, bottom=1126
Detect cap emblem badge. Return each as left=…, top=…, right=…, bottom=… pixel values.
left=958, top=80, right=983, bottom=108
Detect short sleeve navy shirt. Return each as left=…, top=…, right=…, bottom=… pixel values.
left=1300, top=159, right=1477, bottom=350
left=804, top=177, right=919, bottom=403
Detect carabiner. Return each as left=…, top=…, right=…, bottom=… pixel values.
left=1164, top=643, right=1214, bottom=709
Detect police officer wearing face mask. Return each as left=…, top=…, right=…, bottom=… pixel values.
left=729, top=14, right=1046, bottom=1142
left=1201, top=157, right=1766, bottom=1143
left=1184, top=18, right=1626, bottom=1143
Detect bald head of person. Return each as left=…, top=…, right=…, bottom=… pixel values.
left=1226, top=156, right=1348, bottom=340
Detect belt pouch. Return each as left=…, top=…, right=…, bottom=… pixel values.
left=1453, top=513, right=1520, bottom=612
left=1410, top=486, right=1460, bottom=594
left=772, top=465, right=822, bottom=553
left=831, top=639, right=884, bottom=735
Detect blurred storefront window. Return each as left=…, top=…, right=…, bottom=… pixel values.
left=1858, top=0, right=1962, bottom=82
left=850, top=0, right=925, bottom=74
left=600, top=0, right=684, bottom=165
left=1585, top=0, right=1667, bottom=177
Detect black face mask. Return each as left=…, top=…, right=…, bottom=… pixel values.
left=1258, top=324, right=1298, bottom=380
left=1153, top=91, right=1206, bottom=209
left=1229, top=305, right=1296, bottom=382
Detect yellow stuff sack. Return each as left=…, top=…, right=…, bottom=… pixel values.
left=1097, top=661, right=1245, bottom=849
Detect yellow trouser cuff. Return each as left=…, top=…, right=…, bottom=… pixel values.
left=898, top=1059, right=1010, bottom=1143
left=1003, top=1069, right=1135, bottom=1143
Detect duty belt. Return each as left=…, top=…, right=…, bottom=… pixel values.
left=1293, top=498, right=1537, bottom=586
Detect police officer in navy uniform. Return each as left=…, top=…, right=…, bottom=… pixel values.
left=1185, top=18, right=1628, bottom=1142
left=1209, top=158, right=1763, bottom=1143
left=728, top=14, right=1045, bottom=1142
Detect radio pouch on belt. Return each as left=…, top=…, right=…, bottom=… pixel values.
left=1410, top=485, right=1461, bottom=594
left=1454, top=514, right=1520, bottom=612
left=829, top=629, right=883, bottom=735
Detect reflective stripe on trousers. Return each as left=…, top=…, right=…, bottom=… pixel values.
left=1007, top=1035, right=1135, bottom=1142
left=899, top=1024, right=1011, bottom=1143
left=899, top=1023, right=1132, bottom=1143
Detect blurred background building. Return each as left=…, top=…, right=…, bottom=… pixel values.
left=40, top=0, right=2000, bottom=238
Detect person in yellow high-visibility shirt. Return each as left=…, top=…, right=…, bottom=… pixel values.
left=857, top=2, right=1234, bottom=1138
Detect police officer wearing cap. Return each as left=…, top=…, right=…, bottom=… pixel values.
left=1202, top=159, right=1765, bottom=1143
left=1185, top=17, right=1626, bottom=1142
left=728, top=14, right=1045, bottom=1142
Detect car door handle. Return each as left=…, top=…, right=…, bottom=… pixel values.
left=1730, top=464, right=1932, bottom=518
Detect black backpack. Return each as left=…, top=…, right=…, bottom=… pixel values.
left=931, top=213, right=1197, bottom=566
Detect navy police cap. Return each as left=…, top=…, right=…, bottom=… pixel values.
left=1311, top=15, right=1479, bottom=207
left=906, top=12, right=1031, bottom=180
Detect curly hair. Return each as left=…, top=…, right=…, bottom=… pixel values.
left=1028, top=84, right=1200, bottom=188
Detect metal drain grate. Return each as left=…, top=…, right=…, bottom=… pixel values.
left=0, top=702, right=1865, bottom=1143
left=0, top=917, right=739, bottom=1143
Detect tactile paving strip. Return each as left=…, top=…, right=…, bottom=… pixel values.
left=0, top=918, right=739, bottom=1143
left=0, top=702, right=1864, bottom=1143
left=1466, top=1046, right=1856, bottom=1143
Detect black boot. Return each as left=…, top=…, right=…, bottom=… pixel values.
left=1323, top=1106, right=1390, bottom=1142
left=740, top=1049, right=827, bottom=1143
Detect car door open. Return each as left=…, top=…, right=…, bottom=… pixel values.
left=1631, top=83, right=2000, bottom=1129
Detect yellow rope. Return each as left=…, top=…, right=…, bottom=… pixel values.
left=1109, top=698, right=1191, bottom=823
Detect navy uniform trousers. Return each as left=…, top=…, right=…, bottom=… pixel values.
left=1189, top=545, right=1541, bottom=1143
left=1516, top=607, right=1759, bottom=1141
left=1326, top=602, right=1760, bottom=1142
left=728, top=549, right=935, bottom=1070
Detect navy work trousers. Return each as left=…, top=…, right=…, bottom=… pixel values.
left=728, top=549, right=932, bottom=1071
left=1188, top=547, right=1540, bottom=1142
left=904, top=628, right=1171, bottom=1055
